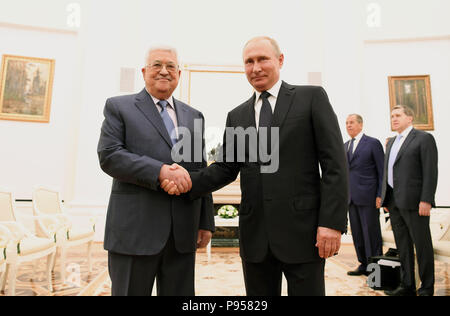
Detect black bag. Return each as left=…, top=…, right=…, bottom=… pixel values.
left=367, top=255, right=401, bottom=291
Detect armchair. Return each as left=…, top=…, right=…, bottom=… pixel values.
left=32, top=187, right=96, bottom=284
left=0, top=190, right=57, bottom=296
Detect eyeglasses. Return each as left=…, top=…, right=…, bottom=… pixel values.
left=146, top=62, right=179, bottom=73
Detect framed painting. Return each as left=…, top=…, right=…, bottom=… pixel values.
left=0, top=55, right=55, bottom=123
left=388, top=75, right=434, bottom=131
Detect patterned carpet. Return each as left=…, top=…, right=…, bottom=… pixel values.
left=1, top=243, right=448, bottom=296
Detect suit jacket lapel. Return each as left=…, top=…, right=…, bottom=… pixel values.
left=173, top=98, right=188, bottom=131
left=271, top=81, right=296, bottom=128
left=134, top=89, right=173, bottom=148
left=350, top=134, right=367, bottom=163
left=395, top=128, right=417, bottom=164
left=245, top=94, right=257, bottom=129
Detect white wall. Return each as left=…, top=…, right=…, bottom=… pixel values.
left=0, top=24, right=79, bottom=199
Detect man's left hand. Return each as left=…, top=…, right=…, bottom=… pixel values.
left=316, top=227, right=341, bottom=259
left=419, top=202, right=432, bottom=217
left=197, top=230, right=212, bottom=249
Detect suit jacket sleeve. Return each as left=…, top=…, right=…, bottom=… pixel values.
left=311, top=87, right=349, bottom=233
left=189, top=113, right=241, bottom=199
left=197, top=112, right=215, bottom=232
left=372, top=139, right=385, bottom=198
left=420, top=133, right=438, bottom=206
left=97, top=98, right=164, bottom=191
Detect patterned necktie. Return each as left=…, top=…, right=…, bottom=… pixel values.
left=158, top=100, right=177, bottom=145
left=258, top=91, right=273, bottom=157
left=347, top=138, right=356, bottom=161
left=388, top=134, right=404, bottom=188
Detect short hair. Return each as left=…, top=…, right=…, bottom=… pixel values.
left=243, top=36, right=282, bottom=57
left=348, top=114, right=364, bottom=124
left=393, top=105, right=415, bottom=118
left=144, top=46, right=179, bottom=66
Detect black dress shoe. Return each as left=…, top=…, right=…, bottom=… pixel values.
left=384, top=287, right=416, bottom=296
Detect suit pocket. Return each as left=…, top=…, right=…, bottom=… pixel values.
left=109, top=193, right=139, bottom=231
left=359, top=177, right=376, bottom=185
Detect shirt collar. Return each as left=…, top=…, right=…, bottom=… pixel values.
left=353, top=131, right=364, bottom=142
left=398, top=125, right=413, bottom=139
left=145, top=88, right=175, bottom=110
left=255, top=79, right=282, bottom=101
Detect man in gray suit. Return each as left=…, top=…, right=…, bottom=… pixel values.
left=381, top=105, right=438, bottom=296
left=97, top=47, right=214, bottom=296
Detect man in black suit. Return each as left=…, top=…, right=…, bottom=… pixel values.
left=97, top=47, right=214, bottom=296
left=162, top=37, right=348, bottom=296
left=381, top=105, right=438, bottom=296
left=345, top=114, right=384, bottom=276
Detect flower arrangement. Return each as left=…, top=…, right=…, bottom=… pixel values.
left=217, top=205, right=239, bottom=219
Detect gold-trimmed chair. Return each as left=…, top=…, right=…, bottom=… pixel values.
left=32, top=187, right=96, bottom=284
left=0, top=190, right=57, bottom=296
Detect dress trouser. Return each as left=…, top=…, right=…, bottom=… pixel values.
left=242, top=248, right=326, bottom=296
left=108, top=233, right=196, bottom=296
left=385, top=186, right=435, bottom=295
left=349, top=203, right=383, bottom=270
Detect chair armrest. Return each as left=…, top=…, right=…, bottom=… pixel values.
left=0, top=224, right=11, bottom=249
left=0, top=222, right=27, bottom=243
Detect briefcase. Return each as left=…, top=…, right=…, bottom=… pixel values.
left=367, top=255, right=401, bottom=291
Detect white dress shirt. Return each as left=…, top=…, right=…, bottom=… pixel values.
left=347, top=132, right=364, bottom=154
left=146, top=89, right=179, bottom=138
left=254, top=79, right=282, bottom=130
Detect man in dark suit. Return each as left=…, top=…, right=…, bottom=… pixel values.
left=345, top=114, right=384, bottom=276
left=162, top=37, right=348, bottom=296
left=381, top=105, right=438, bottom=296
left=97, top=47, right=214, bottom=296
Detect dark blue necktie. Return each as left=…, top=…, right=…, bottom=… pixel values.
left=347, top=138, right=355, bottom=161
left=158, top=100, right=177, bottom=145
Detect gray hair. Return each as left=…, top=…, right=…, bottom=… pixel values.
left=348, top=114, right=364, bottom=124
left=393, top=105, right=415, bottom=118
left=144, top=45, right=180, bottom=66
left=243, top=36, right=282, bottom=58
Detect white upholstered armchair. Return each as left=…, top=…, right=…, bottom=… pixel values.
left=32, top=187, right=96, bottom=284
left=0, top=190, right=57, bottom=296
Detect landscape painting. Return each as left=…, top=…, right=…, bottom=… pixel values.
left=0, top=55, right=55, bottom=123
left=388, top=75, right=434, bottom=131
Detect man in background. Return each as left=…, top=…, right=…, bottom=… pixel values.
left=97, top=46, right=214, bottom=296
left=345, top=114, right=384, bottom=276
left=381, top=105, right=438, bottom=296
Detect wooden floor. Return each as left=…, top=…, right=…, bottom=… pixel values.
left=1, top=243, right=448, bottom=296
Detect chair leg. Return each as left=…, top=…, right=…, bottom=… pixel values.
left=0, top=264, right=8, bottom=292
left=87, top=241, right=93, bottom=273
left=52, top=248, right=58, bottom=272
left=33, top=260, right=38, bottom=280
left=47, top=252, right=55, bottom=293
left=7, top=264, right=18, bottom=296
left=60, top=248, right=67, bottom=284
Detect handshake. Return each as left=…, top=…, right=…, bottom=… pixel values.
left=159, top=164, right=192, bottom=195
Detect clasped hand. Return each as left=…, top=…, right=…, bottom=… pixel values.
left=159, top=163, right=191, bottom=195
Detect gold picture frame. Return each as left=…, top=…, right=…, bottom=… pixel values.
left=0, top=55, right=55, bottom=123
left=388, top=75, right=434, bottom=131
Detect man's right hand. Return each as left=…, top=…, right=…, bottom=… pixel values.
left=159, top=164, right=192, bottom=195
